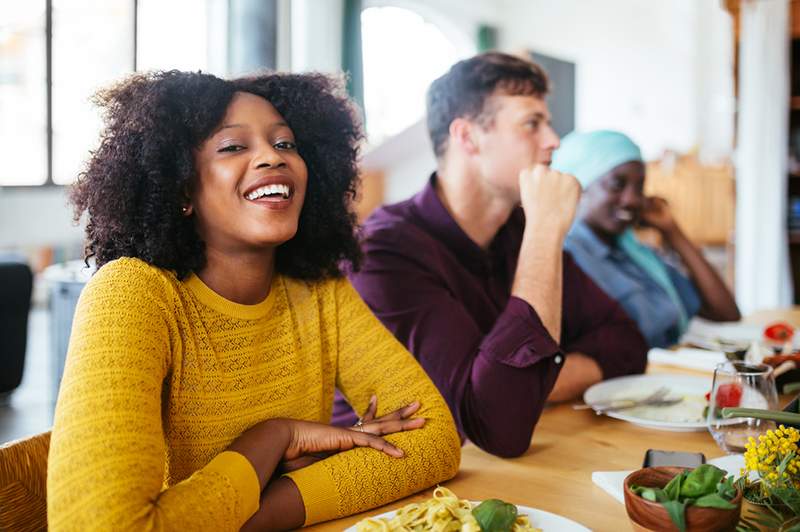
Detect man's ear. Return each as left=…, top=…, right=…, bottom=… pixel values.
left=448, top=118, right=479, bottom=155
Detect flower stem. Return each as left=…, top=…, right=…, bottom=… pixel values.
left=721, top=407, right=800, bottom=425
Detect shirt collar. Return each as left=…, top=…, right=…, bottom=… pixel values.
left=569, top=220, right=615, bottom=260
left=411, top=173, right=518, bottom=273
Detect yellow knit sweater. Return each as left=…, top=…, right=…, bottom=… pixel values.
left=47, top=258, right=460, bottom=531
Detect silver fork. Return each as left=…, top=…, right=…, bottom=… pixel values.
left=593, top=396, right=683, bottom=415
left=573, top=387, right=671, bottom=413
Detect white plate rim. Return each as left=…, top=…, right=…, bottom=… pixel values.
left=582, top=374, right=712, bottom=432
left=344, top=502, right=591, bottom=531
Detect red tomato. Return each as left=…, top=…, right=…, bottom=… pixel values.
left=715, top=383, right=742, bottom=408
left=764, top=322, right=795, bottom=342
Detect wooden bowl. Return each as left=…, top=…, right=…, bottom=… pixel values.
left=623, top=466, right=742, bottom=532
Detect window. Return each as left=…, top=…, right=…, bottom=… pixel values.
left=52, top=0, right=134, bottom=185
left=0, top=0, right=228, bottom=187
left=360, top=6, right=468, bottom=145
left=0, top=2, right=47, bottom=185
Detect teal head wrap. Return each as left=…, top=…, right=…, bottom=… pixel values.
left=551, top=130, right=643, bottom=188
left=553, top=130, right=689, bottom=336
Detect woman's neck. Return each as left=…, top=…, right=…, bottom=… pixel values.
left=195, top=246, right=276, bottom=305
left=584, top=220, right=619, bottom=248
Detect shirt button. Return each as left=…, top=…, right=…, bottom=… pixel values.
left=554, top=355, right=563, bottom=364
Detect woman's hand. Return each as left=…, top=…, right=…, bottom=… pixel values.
left=282, top=419, right=407, bottom=461
left=639, top=196, right=678, bottom=236
left=355, top=396, right=426, bottom=436
left=637, top=195, right=741, bottom=322
left=279, top=398, right=425, bottom=473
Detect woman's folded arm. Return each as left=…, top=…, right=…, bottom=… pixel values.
left=284, top=279, right=461, bottom=526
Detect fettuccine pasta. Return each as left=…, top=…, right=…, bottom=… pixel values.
left=354, top=487, right=541, bottom=531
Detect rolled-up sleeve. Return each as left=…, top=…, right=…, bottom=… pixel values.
left=482, top=296, right=560, bottom=368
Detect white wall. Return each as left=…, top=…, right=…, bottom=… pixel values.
left=497, top=0, right=735, bottom=162
left=0, top=187, right=83, bottom=248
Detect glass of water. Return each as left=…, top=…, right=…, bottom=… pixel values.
left=706, top=362, right=778, bottom=453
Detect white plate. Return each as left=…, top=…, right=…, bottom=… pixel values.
left=583, top=374, right=711, bottom=432
left=345, top=503, right=591, bottom=531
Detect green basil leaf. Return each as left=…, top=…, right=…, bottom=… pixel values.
left=693, top=493, right=737, bottom=509
left=472, top=499, right=518, bottom=532
left=716, top=476, right=737, bottom=501
left=640, top=488, right=658, bottom=502
left=654, top=488, right=672, bottom=503
left=681, top=464, right=726, bottom=498
left=663, top=472, right=685, bottom=500
left=662, top=499, right=687, bottom=532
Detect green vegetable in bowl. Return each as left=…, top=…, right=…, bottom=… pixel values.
left=472, top=499, right=518, bottom=532
left=631, top=464, right=737, bottom=532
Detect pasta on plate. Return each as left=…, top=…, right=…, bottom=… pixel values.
left=354, top=486, right=541, bottom=531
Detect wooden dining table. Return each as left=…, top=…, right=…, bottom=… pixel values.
left=307, top=309, right=800, bottom=532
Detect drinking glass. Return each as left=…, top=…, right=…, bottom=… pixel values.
left=706, top=362, right=778, bottom=453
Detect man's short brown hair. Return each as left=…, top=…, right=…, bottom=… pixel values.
left=426, top=52, right=549, bottom=158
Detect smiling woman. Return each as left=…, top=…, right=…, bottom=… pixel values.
left=554, top=130, right=740, bottom=348
left=70, top=71, right=364, bottom=281
left=47, top=70, right=461, bottom=531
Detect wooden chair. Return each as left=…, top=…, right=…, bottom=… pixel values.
left=0, top=431, right=50, bottom=531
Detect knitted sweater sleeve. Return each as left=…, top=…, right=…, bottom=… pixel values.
left=47, top=259, right=260, bottom=531
left=284, top=278, right=461, bottom=525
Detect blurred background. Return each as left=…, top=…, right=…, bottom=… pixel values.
left=0, top=0, right=794, bottom=440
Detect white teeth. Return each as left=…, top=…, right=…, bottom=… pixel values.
left=616, top=210, right=634, bottom=221
left=245, top=184, right=291, bottom=200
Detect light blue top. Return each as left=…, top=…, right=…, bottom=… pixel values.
left=553, top=129, right=693, bottom=340
left=564, top=221, right=701, bottom=348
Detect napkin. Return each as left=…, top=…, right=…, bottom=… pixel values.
left=591, top=454, right=747, bottom=504
left=680, top=318, right=763, bottom=348
left=647, top=347, right=727, bottom=372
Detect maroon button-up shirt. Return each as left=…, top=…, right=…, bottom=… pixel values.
left=335, top=175, right=647, bottom=457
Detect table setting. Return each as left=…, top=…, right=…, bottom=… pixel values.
left=305, top=314, right=800, bottom=532
left=580, top=317, right=800, bottom=531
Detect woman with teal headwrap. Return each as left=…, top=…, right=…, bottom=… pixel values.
left=552, top=130, right=740, bottom=348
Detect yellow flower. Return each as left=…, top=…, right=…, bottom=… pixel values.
left=741, top=425, right=800, bottom=491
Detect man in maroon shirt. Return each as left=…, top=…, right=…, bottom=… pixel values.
left=336, top=52, right=647, bottom=457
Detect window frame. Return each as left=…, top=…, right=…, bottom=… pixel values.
left=4, top=0, right=138, bottom=189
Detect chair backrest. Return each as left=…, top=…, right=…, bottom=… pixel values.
left=0, top=260, right=34, bottom=394
left=0, top=431, right=50, bottom=531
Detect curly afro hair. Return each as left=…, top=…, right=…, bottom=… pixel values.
left=71, top=70, right=364, bottom=280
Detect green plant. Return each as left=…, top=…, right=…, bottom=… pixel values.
left=630, top=464, right=737, bottom=532
left=737, top=425, right=800, bottom=531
